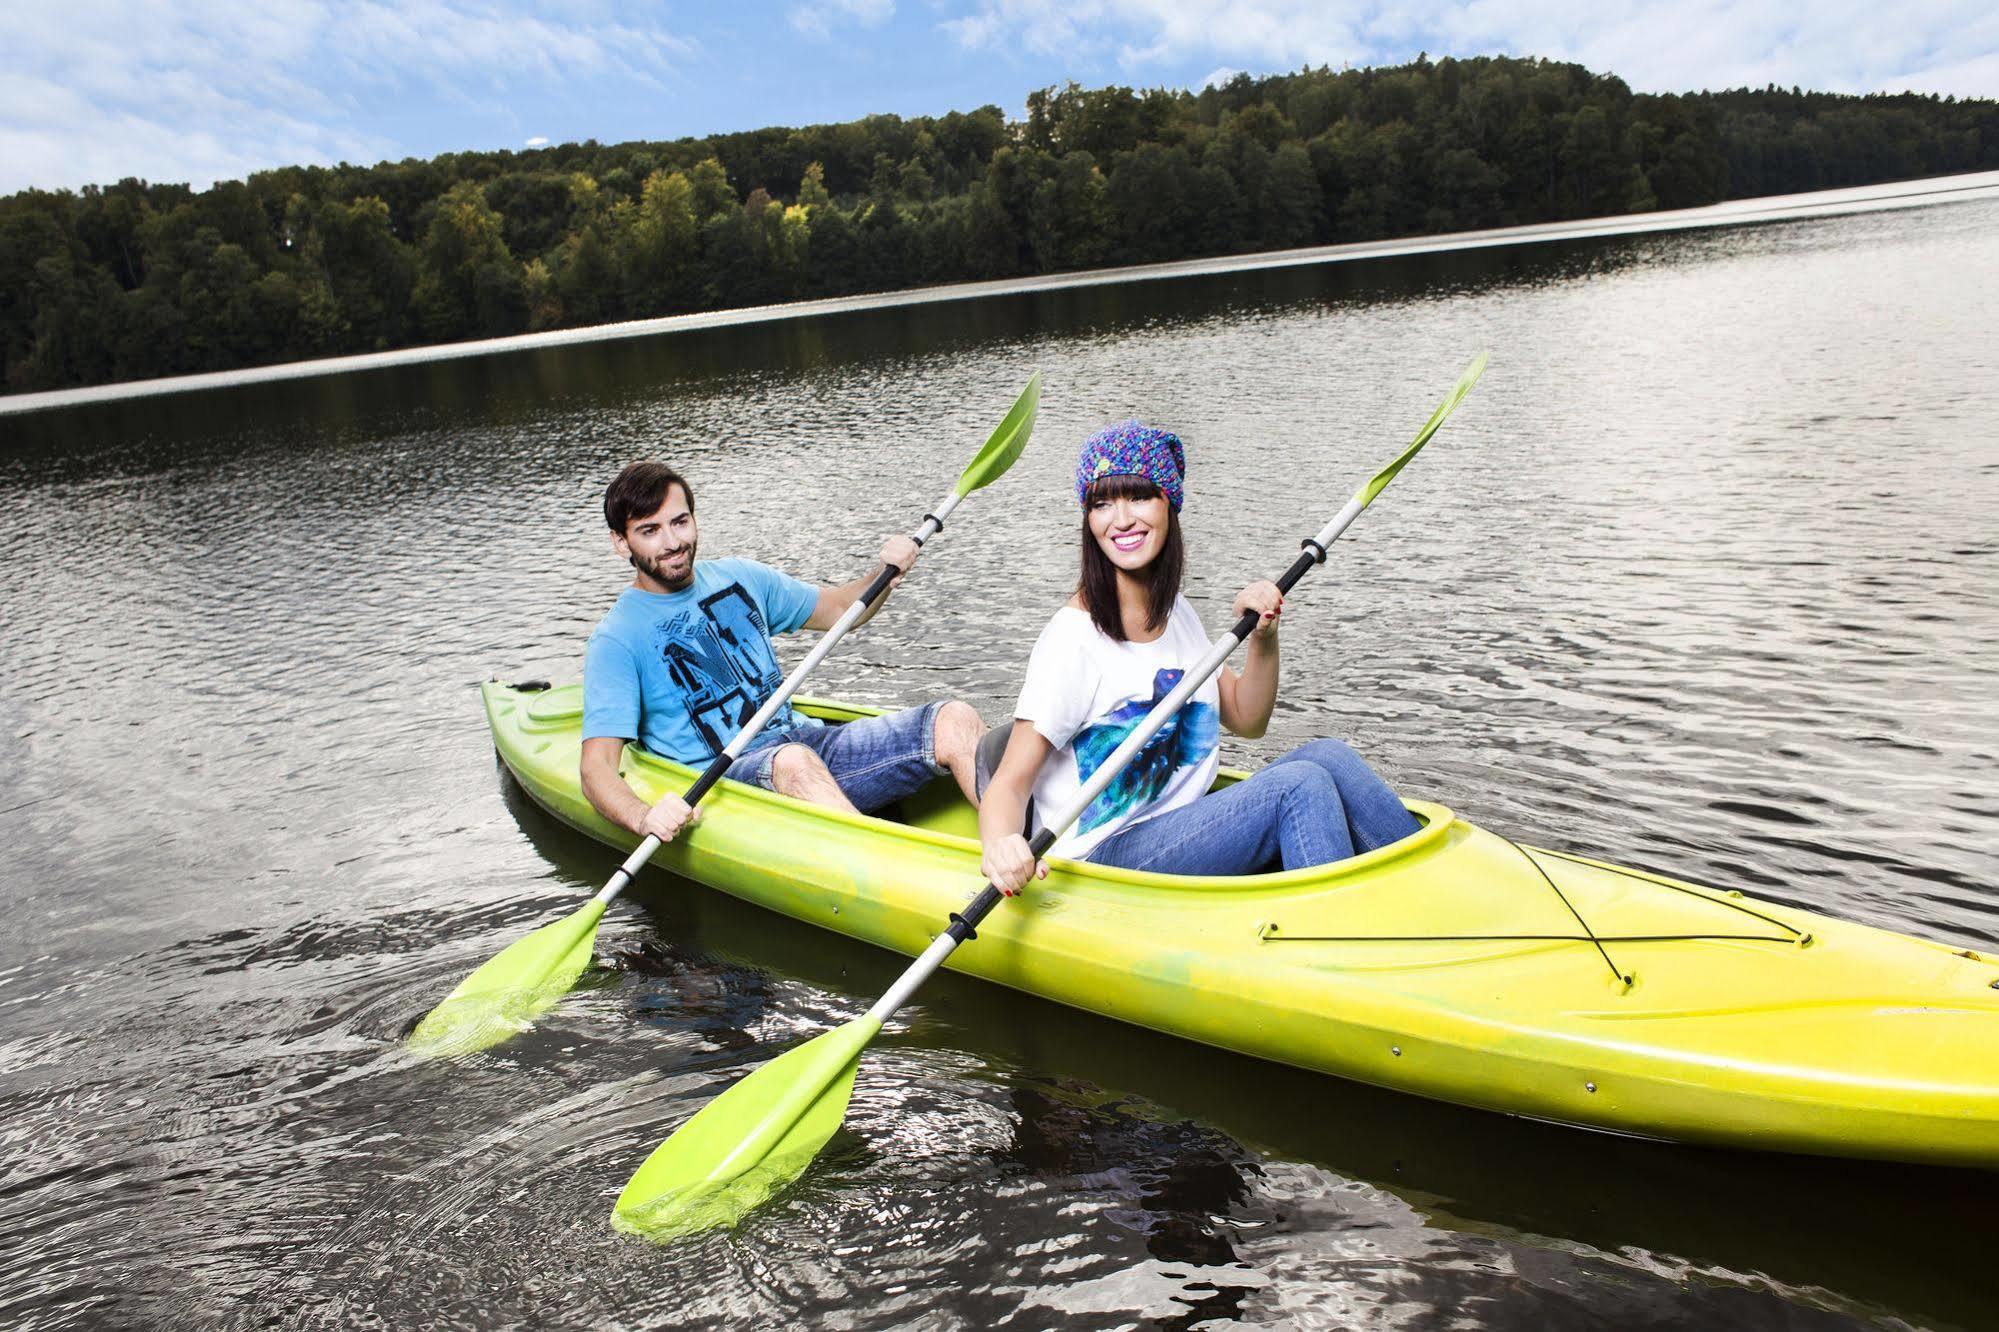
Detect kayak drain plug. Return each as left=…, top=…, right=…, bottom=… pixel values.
left=1391, top=1046, right=1402, bottom=1057
left=1586, top=1082, right=1597, bottom=1094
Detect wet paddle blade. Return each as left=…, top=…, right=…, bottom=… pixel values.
left=407, top=900, right=607, bottom=1058
left=1355, top=350, right=1489, bottom=508
left=612, top=1015, right=883, bottom=1242
left=953, top=372, right=1042, bottom=496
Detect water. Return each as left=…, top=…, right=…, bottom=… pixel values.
left=3, top=200, right=1997, bottom=1329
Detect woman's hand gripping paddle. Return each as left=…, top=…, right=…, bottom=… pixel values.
left=610, top=352, right=1489, bottom=1241
left=407, top=374, right=1043, bottom=1058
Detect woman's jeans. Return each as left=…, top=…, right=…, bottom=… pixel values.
left=1086, top=738, right=1418, bottom=876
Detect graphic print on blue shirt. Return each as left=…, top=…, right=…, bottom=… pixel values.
left=653, top=582, right=791, bottom=754
left=1072, top=668, right=1220, bottom=833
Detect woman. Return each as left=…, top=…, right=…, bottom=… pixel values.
left=979, top=421, right=1419, bottom=894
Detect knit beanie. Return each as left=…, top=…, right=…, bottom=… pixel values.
left=1074, top=420, right=1187, bottom=511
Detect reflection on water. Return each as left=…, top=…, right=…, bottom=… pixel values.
left=3, top=201, right=1997, bottom=1330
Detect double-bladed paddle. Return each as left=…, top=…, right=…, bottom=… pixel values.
left=610, top=351, right=1490, bottom=1241
left=407, top=373, right=1043, bottom=1058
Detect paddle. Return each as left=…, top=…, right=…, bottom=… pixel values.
left=407, top=373, right=1043, bottom=1058
left=610, top=351, right=1490, bottom=1241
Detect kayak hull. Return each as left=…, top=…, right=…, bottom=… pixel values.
left=484, top=681, right=1999, bottom=1169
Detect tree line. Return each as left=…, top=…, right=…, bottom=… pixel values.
left=4, top=55, right=1993, bottom=394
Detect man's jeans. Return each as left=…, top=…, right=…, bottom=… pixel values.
left=724, top=701, right=947, bottom=812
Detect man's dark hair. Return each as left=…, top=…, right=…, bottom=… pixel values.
left=1077, top=474, right=1184, bottom=643
left=604, top=461, right=694, bottom=533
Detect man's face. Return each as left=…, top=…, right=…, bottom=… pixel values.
left=613, top=484, right=698, bottom=592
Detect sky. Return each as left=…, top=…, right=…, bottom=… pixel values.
left=3, top=1, right=1996, bottom=195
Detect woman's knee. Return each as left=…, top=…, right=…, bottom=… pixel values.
left=1266, top=760, right=1342, bottom=816
left=1291, top=737, right=1359, bottom=772
left=933, top=701, right=984, bottom=768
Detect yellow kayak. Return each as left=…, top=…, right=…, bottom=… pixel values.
left=485, top=680, right=1999, bottom=1169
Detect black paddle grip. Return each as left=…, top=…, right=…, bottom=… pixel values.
left=857, top=560, right=902, bottom=608
left=859, top=516, right=937, bottom=607
left=682, top=758, right=727, bottom=807
left=1225, top=549, right=1322, bottom=645
left=1274, top=548, right=1321, bottom=594
left=948, top=828, right=1054, bottom=942
left=949, top=886, right=1002, bottom=942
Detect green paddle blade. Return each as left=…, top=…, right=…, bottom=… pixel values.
left=1355, top=350, right=1489, bottom=508
left=406, top=900, right=607, bottom=1058
left=612, top=1014, right=884, bottom=1242
left=952, top=372, right=1042, bottom=497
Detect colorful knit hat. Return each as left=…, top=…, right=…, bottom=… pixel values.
left=1075, top=421, right=1187, bottom=511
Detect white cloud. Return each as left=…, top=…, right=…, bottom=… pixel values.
left=0, top=1, right=699, bottom=192
left=940, top=0, right=1999, bottom=99
left=525, top=135, right=551, bottom=146
left=1201, top=65, right=1243, bottom=88
left=1891, top=47, right=1999, bottom=97
left=791, top=0, right=896, bottom=41
left=940, top=1, right=1362, bottom=66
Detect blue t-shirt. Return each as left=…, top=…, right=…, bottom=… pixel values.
left=583, top=557, right=822, bottom=764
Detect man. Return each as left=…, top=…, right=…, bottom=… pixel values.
left=581, top=460, right=986, bottom=847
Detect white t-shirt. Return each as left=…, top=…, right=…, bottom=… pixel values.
left=1014, top=597, right=1223, bottom=861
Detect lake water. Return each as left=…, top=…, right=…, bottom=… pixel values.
left=3, top=197, right=1997, bottom=1329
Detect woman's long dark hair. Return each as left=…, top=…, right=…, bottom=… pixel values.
left=1078, top=474, right=1184, bottom=642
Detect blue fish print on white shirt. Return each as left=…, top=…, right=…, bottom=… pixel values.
left=1072, top=668, right=1220, bottom=834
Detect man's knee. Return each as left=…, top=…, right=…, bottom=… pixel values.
left=933, top=701, right=984, bottom=767
left=769, top=743, right=833, bottom=796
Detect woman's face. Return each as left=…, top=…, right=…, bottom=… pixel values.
left=1086, top=488, right=1171, bottom=574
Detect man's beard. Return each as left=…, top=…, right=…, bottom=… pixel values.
left=634, top=539, right=697, bottom=591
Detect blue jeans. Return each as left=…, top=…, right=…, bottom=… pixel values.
left=1086, top=738, right=1418, bottom=875
left=724, top=701, right=946, bottom=813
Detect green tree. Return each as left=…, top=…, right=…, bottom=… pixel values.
left=628, top=169, right=698, bottom=312
left=522, top=257, right=562, bottom=330
left=1106, top=142, right=1196, bottom=261
left=687, top=158, right=737, bottom=222
left=1259, top=142, right=1324, bottom=246
left=804, top=202, right=858, bottom=294
left=555, top=220, right=619, bottom=324
left=411, top=180, right=523, bottom=338
left=1026, top=152, right=1112, bottom=271
left=319, top=196, right=414, bottom=349
left=798, top=162, right=833, bottom=211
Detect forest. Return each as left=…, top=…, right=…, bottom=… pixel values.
left=4, top=55, right=1994, bottom=394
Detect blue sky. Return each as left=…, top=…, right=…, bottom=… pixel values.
left=3, top=1, right=1995, bottom=195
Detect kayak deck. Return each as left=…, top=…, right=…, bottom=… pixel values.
left=485, top=681, right=1999, bottom=1169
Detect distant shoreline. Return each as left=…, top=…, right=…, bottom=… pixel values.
left=6, top=169, right=1996, bottom=419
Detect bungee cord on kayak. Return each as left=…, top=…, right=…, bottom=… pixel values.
left=1254, top=843, right=1810, bottom=963
left=1515, top=840, right=1630, bottom=986
left=1536, top=846, right=1811, bottom=941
